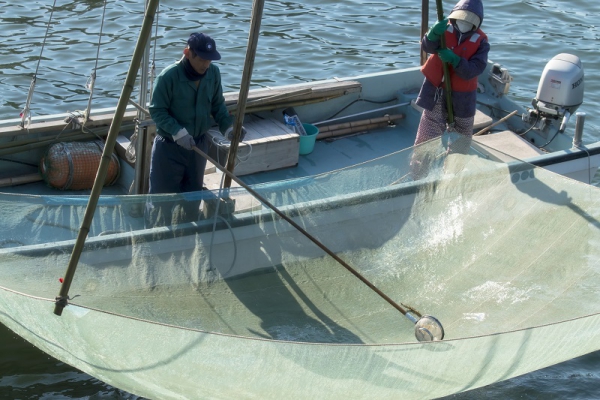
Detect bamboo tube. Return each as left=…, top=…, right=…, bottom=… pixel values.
left=317, top=121, right=393, bottom=139
left=226, top=88, right=312, bottom=113
left=0, top=173, right=42, bottom=188
left=237, top=95, right=352, bottom=114
left=316, top=114, right=405, bottom=139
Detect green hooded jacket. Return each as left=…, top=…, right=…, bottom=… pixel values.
left=149, top=60, right=232, bottom=139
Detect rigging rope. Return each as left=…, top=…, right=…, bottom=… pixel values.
left=83, top=0, right=109, bottom=126
left=20, top=0, right=58, bottom=129
left=126, top=3, right=160, bottom=164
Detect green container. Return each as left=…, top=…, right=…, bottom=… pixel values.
left=298, top=123, right=319, bottom=155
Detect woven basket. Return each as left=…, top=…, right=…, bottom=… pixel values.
left=40, top=140, right=120, bottom=190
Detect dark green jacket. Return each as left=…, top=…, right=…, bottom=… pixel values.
left=149, top=59, right=232, bottom=138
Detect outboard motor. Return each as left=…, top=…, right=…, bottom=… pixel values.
left=525, top=53, right=584, bottom=132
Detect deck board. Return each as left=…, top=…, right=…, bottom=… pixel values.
left=472, top=130, right=544, bottom=161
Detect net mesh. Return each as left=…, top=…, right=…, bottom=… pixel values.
left=1, top=136, right=600, bottom=399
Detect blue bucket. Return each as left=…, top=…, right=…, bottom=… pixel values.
left=298, top=123, right=319, bottom=155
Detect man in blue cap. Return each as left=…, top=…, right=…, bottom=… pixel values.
left=148, top=32, right=240, bottom=224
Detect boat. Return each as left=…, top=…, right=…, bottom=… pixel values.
left=1, top=0, right=600, bottom=399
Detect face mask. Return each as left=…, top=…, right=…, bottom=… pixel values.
left=456, top=20, right=474, bottom=33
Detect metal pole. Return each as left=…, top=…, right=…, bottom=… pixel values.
left=133, top=13, right=152, bottom=195
left=573, top=112, right=585, bottom=148
left=223, top=0, right=265, bottom=188
left=54, top=0, right=160, bottom=316
left=420, top=0, right=429, bottom=66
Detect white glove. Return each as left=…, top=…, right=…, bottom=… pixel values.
left=224, top=126, right=247, bottom=142
left=173, top=128, right=195, bottom=150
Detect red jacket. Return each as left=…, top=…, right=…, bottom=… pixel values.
left=421, top=26, right=488, bottom=92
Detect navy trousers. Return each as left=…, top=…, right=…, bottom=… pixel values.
left=147, top=134, right=209, bottom=226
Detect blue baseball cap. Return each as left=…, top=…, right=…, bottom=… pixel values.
left=187, top=32, right=221, bottom=60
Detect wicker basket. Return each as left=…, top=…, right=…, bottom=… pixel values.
left=40, top=140, right=120, bottom=190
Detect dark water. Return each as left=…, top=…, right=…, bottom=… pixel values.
left=0, top=324, right=137, bottom=399
left=1, top=0, right=600, bottom=398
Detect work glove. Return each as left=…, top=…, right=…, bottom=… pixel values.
left=173, top=128, right=195, bottom=150
left=438, top=48, right=461, bottom=68
left=224, top=126, right=247, bottom=142
left=426, top=18, right=448, bottom=41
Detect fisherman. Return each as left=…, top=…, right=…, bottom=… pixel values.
left=411, top=0, right=490, bottom=175
left=148, top=32, right=244, bottom=225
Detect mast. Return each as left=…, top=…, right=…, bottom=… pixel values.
left=223, top=0, right=265, bottom=187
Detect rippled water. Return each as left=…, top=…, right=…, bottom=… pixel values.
left=1, top=0, right=600, bottom=398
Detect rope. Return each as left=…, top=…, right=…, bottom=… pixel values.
left=20, top=0, right=58, bottom=129
left=83, top=0, right=109, bottom=126
left=207, top=172, right=238, bottom=276
left=211, top=134, right=253, bottom=166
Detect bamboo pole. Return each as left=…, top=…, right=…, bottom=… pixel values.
left=194, top=147, right=414, bottom=321
left=223, top=0, right=265, bottom=188
left=317, top=121, right=394, bottom=139
left=0, top=173, right=42, bottom=188
left=225, top=88, right=312, bottom=113
left=54, top=0, right=160, bottom=316
left=316, top=114, right=405, bottom=139
left=232, top=95, right=353, bottom=115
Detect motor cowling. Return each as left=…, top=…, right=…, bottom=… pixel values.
left=532, top=53, right=584, bottom=131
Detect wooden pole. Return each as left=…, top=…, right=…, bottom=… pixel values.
left=474, top=110, right=518, bottom=136
left=436, top=0, right=454, bottom=126
left=0, top=173, right=42, bottom=188
left=54, top=0, right=160, bottom=316
left=316, top=114, right=405, bottom=138
left=223, top=0, right=265, bottom=188
left=194, top=146, right=412, bottom=318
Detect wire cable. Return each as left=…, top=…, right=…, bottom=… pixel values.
left=82, top=0, right=109, bottom=126
left=20, top=0, right=58, bottom=129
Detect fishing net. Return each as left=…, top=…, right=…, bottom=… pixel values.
left=1, top=135, right=600, bottom=399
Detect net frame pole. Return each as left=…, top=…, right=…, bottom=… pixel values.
left=54, top=0, right=160, bottom=316
left=195, top=146, right=412, bottom=318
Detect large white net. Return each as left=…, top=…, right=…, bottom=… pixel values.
left=1, top=136, right=600, bottom=399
